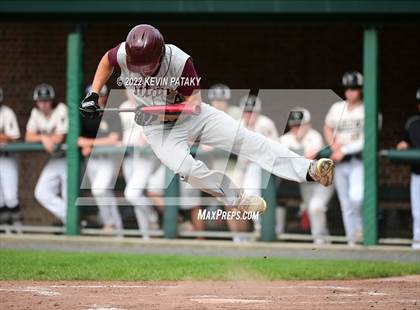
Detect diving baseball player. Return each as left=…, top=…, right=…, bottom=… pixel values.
left=0, top=87, right=22, bottom=227
left=79, top=85, right=123, bottom=234
left=396, top=88, right=420, bottom=250
left=80, top=24, right=334, bottom=214
left=324, top=71, right=364, bottom=246
left=25, top=84, right=68, bottom=224
left=280, top=107, right=334, bottom=244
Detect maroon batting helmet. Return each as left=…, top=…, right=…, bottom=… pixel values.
left=125, top=24, right=165, bottom=75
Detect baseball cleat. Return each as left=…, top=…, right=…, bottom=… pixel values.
left=237, top=194, right=267, bottom=214
left=308, top=158, right=335, bottom=186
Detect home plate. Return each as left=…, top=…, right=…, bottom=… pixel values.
left=190, top=298, right=270, bottom=304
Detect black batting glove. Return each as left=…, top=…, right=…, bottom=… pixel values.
left=134, top=106, right=157, bottom=126
left=80, top=92, right=100, bottom=118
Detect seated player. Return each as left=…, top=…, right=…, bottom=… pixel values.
left=78, top=85, right=123, bottom=234
left=0, top=87, right=22, bottom=228
left=120, top=89, right=160, bottom=239
left=280, top=107, right=334, bottom=244
left=238, top=95, right=284, bottom=239
left=25, top=84, right=68, bottom=224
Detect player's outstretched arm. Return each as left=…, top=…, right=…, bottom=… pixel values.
left=80, top=52, right=114, bottom=118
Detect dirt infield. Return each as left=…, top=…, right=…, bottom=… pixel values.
left=1, top=276, right=419, bottom=310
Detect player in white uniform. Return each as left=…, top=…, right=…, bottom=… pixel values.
left=25, top=84, right=68, bottom=224
left=120, top=89, right=160, bottom=239
left=280, top=108, right=334, bottom=244
left=396, top=88, right=420, bottom=250
left=206, top=85, right=248, bottom=242
left=324, top=71, right=365, bottom=246
left=208, top=84, right=242, bottom=121
left=80, top=24, right=334, bottom=215
left=79, top=85, right=123, bottom=234
left=238, top=95, right=286, bottom=237
left=0, top=87, right=22, bottom=227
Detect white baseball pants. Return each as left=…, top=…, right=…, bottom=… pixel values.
left=34, top=158, right=67, bottom=223
left=86, top=156, right=122, bottom=230
left=143, top=103, right=311, bottom=206
left=299, top=182, right=334, bottom=243
left=122, top=151, right=160, bottom=237
left=334, top=157, right=363, bottom=244
left=147, top=164, right=202, bottom=210
left=0, top=156, right=19, bottom=208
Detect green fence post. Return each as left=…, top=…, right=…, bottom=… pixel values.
left=362, top=27, right=379, bottom=245
left=163, top=167, right=179, bottom=238
left=66, top=30, right=83, bottom=236
left=261, top=170, right=277, bottom=241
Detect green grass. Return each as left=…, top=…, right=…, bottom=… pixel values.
left=1, top=249, right=419, bottom=281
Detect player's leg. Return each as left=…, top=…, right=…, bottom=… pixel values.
left=308, top=184, right=334, bottom=244
left=87, top=157, right=122, bottom=231
left=144, top=123, right=244, bottom=207
left=0, top=158, right=8, bottom=224
left=123, top=153, right=159, bottom=238
left=34, top=159, right=66, bottom=223
left=410, top=173, right=420, bottom=249
left=243, top=162, right=263, bottom=234
left=124, top=153, right=157, bottom=204
left=299, top=183, right=314, bottom=237
left=348, top=158, right=364, bottom=241
left=179, top=181, right=204, bottom=231
left=195, top=104, right=333, bottom=185
left=334, top=162, right=355, bottom=244
left=0, top=157, right=21, bottom=225
left=146, top=164, right=166, bottom=216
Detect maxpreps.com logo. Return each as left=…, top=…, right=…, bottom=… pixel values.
left=197, top=209, right=260, bottom=221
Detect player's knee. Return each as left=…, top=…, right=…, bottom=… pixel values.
left=308, top=202, right=326, bottom=215
left=174, top=159, right=204, bottom=179
left=124, top=187, right=143, bottom=202
left=349, top=192, right=363, bottom=207
left=308, top=195, right=327, bottom=214
left=34, top=185, right=49, bottom=205
left=3, top=196, right=18, bottom=208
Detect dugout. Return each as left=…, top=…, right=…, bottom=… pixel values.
left=0, top=0, right=420, bottom=245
